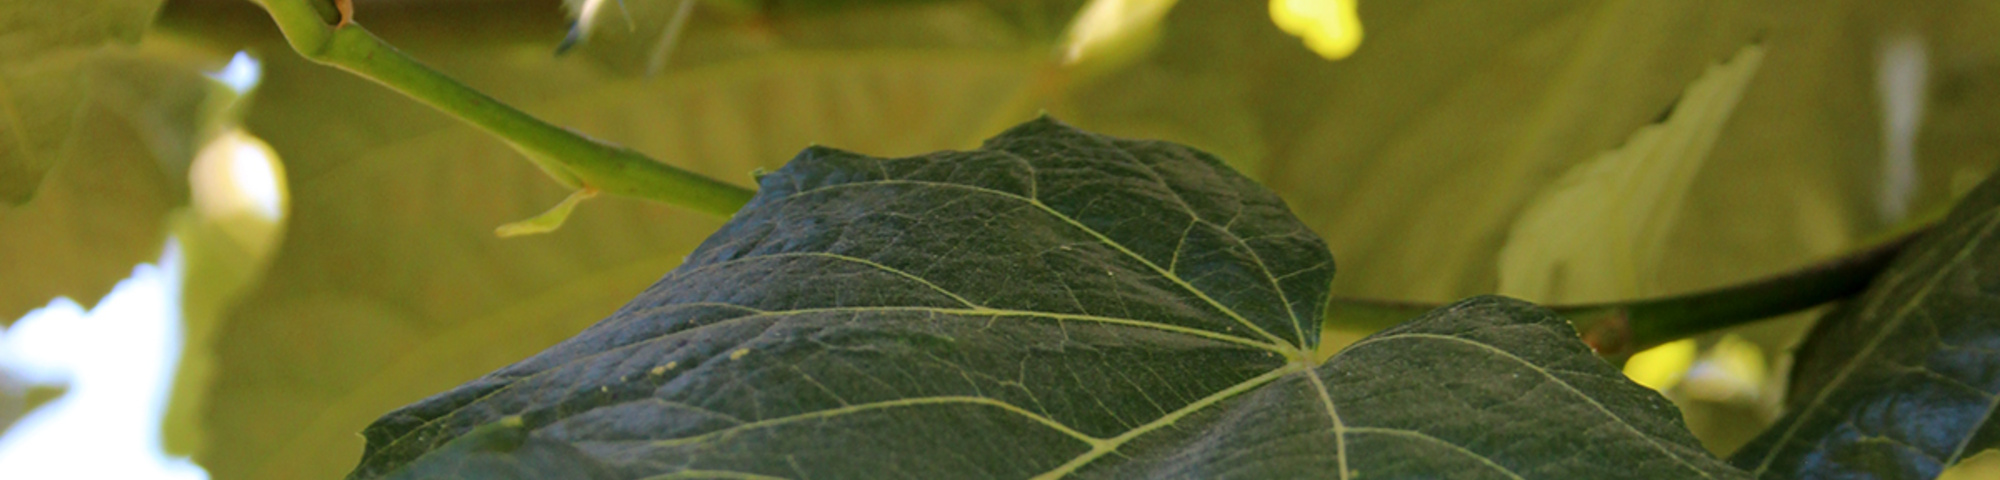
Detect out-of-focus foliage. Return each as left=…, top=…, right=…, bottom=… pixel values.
left=1498, top=45, right=1764, bottom=304
left=0, top=0, right=166, bottom=203
left=161, top=130, right=288, bottom=458
left=0, top=0, right=225, bottom=328
left=1492, top=43, right=1761, bottom=405
left=0, top=40, right=240, bottom=327
left=1060, top=0, right=1178, bottom=68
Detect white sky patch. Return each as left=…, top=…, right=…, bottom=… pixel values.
left=573, top=0, right=633, bottom=35
left=206, top=51, right=261, bottom=95
left=1876, top=33, right=1928, bottom=221
left=578, top=0, right=612, bottom=26
left=0, top=244, right=208, bottom=480
left=1061, top=0, right=1178, bottom=64
left=229, top=141, right=284, bottom=221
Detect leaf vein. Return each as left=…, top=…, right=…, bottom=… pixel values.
left=782, top=179, right=1294, bottom=351
left=1346, top=427, right=1527, bottom=480
left=649, top=396, right=1098, bottom=448
left=1339, top=332, right=1717, bottom=478
left=1752, top=208, right=2000, bottom=475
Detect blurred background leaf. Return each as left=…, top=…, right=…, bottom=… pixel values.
left=160, top=128, right=288, bottom=459
left=1083, top=0, right=2000, bottom=455
left=0, top=41, right=240, bottom=327
left=1498, top=44, right=1765, bottom=305
left=1496, top=43, right=1765, bottom=395
left=0, top=0, right=244, bottom=330
left=0, top=0, right=244, bottom=326
left=1, top=0, right=167, bottom=202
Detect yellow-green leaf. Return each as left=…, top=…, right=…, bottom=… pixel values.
left=0, top=0, right=165, bottom=202
left=1497, top=44, right=1764, bottom=304
left=0, top=43, right=239, bottom=325
left=494, top=188, right=598, bottom=238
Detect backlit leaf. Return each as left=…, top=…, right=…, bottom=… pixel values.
left=0, top=44, right=237, bottom=325
left=0, top=0, right=165, bottom=202
left=1497, top=44, right=1765, bottom=304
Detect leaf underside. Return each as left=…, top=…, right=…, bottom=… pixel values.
left=354, top=118, right=1743, bottom=479
left=0, top=0, right=216, bottom=325
left=1730, top=171, right=2000, bottom=478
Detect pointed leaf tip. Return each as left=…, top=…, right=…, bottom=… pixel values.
left=494, top=188, right=599, bottom=238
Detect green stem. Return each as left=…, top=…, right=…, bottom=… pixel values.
left=249, top=0, right=756, bottom=217
left=1325, top=226, right=1928, bottom=359
left=1564, top=230, right=1917, bottom=359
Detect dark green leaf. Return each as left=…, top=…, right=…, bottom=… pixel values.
left=1730, top=172, right=2000, bottom=478
left=354, top=118, right=1743, bottom=479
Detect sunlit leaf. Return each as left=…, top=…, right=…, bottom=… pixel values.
left=1492, top=42, right=1762, bottom=397
left=356, top=118, right=1743, bottom=479
left=1497, top=44, right=1764, bottom=304
left=0, top=0, right=165, bottom=202
left=1729, top=170, right=2000, bottom=478
left=1488, top=43, right=1762, bottom=398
